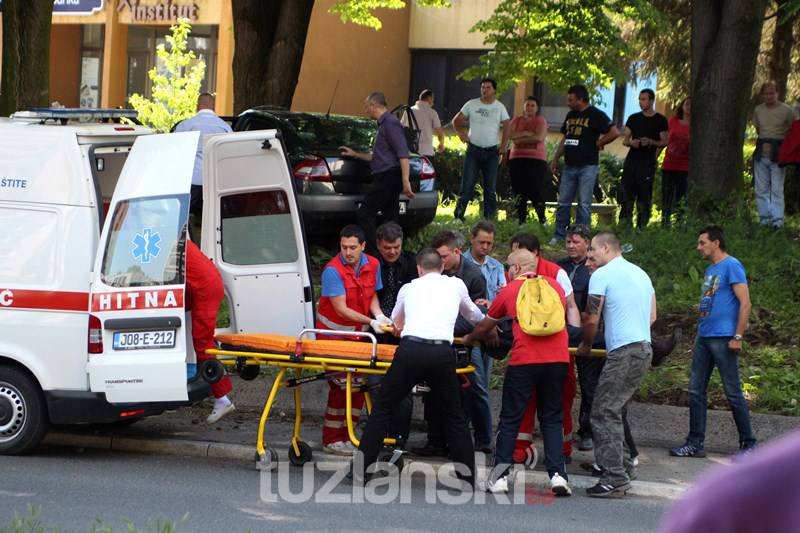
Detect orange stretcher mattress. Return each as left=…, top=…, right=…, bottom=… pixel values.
left=215, top=333, right=398, bottom=362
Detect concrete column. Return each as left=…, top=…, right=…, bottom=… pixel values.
left=101, top=0, right=128, bottom=108
left=215, top=0, right=234, bottom=115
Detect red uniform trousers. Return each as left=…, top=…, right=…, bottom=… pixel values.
left=322, top=377, right=366, bottom=445
left=513, top=356, right=576, bottom=461
left=186, top=241, right=232, bottom=399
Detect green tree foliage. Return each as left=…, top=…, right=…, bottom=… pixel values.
left=460, top=0, right=656, bottom=94
left=330, top=0, right=451, bottom=30
left=125, top=20, right=205, bottom=132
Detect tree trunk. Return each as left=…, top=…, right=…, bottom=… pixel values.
left=231, top=0, right=315, bottom=114
left=768, top=1, right=796, bottom=99
left=690, top=0, right=769, bottom=212
left=0, top=0, right=53, bottom=116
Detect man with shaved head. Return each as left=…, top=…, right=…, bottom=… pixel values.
left=174, top=92, right=232, bottom=241
left=466, top=247, right=574, bottom=497
left=577, top=231, right=656, bottom=498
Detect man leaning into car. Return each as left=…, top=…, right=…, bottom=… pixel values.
left=340, top=92, right=414, bottom=255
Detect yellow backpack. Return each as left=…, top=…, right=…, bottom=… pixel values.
left=515, top=275, right=565, bottom=336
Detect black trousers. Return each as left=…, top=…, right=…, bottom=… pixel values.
left=358, top=339, right=475, bottom=481
left=619, top=158, right=656, bottom=229
left=508, top=157, right=548, bottom=224
left=661, top=169, right=688, bottom=227
left=357, top=167, right=402, bottom=256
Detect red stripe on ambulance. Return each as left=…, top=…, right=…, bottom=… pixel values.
left=0, top=288, right=88, bottom=312
left=91, top=288, right=184, bottom=312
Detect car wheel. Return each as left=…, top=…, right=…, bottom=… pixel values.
left=0, top=365, right=49, bottom=455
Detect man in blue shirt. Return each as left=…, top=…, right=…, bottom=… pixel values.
left=340, top=92, right=413, bottom=256
left=577, top=231, right=655, bottom=497
left=463, top=220, right=506, bottom=453
left=671, top=225, right=756, bottom=458
left=174, top=92, right=232, bottom=239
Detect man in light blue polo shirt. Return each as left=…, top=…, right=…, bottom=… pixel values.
left=576, top=231, right=655, bottom=498
left=174, top=92, right=232, bottom=239
left=463, top=220, right=506, bottom=453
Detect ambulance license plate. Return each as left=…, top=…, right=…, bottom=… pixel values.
left=113, top=330, right=176, bottom=350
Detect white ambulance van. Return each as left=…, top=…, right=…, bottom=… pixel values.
left=0, top=109, right=314, bottom=455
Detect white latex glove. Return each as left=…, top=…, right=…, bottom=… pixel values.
left=375, top=314, right=393, bottom=326
left=370, top=319, right=385, bottom=334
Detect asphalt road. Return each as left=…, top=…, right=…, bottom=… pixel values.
left=0, top=447, right=671, bottom=532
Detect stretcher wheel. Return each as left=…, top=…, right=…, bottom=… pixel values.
left=288, top=441, right=313, bottom=466
left=238, top=363, right=261, bottom=381
left=376, top=447, right=404, bottom=473
left=200, top=359, right=226, bottom=385
left=256, top=447, right=279, bottom=471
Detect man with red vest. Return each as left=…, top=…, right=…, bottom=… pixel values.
left=185, top=239, right=234, bottom=424
left=508, top=234, right=580, bottom=464
left=317, top=224, right=391, bottom=455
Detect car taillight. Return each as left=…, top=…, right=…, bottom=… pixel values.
left=293, top=157, right=332, bottom=182
left=88, top=314, right=103, bottom=354
left=420, top=157, right=436, bottom=182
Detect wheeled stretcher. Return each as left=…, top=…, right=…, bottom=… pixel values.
left=203, top=329, right=475, bottom=471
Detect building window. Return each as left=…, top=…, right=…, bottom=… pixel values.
left=126, top=25, right=218, bottom=103
left=80, top=25, right=105, bottom=108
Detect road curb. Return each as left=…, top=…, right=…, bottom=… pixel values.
left=44, top=432, right=688, bottom=500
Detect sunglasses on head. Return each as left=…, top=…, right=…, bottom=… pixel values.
left=566, top=224, right=591, bottom=238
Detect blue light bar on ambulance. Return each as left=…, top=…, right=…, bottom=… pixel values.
left=11, top=108, right=139, bottom=123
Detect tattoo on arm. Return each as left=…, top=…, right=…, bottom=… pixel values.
left=586, top=295, right=603, bottom=316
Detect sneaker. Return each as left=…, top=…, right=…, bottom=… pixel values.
left=578, top=436, right=594, bottom=451
left=475, top=442, right=493, bottom=454
left=669, top=443, right=706, bottom=458
left=580, top=462, right=604, bottom=477
left=206, top=402, right=235, bottom=424
left=631, top=456, right=639, bottom=467
left=485, top=475, right=509, bottom=494
left=549, top=473, right=572, bottom=497
left=324, top=441, right=357, bottom=456
left=735, top=441, right=757, bottom=459
left=586, top=481, right=630, bottom=498
left=453, top=218, right=465, bottom=225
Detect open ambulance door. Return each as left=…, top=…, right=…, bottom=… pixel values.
left=86, top=132, right=199, bottom=403
left=201, top=130, right=315, bottom=335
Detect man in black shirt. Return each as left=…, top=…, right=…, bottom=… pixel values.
left=370, top=222, right=416, bottom=443
left=620, top=89, right=668, bottom=229
left=550, top=84, right=620, bottom=245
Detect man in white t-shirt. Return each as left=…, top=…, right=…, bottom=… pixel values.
left=452, top=78, right=511, bottom=221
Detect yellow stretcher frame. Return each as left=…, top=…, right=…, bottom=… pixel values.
left=206, top=328, right=476, bottom=470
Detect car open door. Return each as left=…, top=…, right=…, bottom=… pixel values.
left=86, top=132, right=198, bottom=403
left=201, top=130, right=314, bottom=335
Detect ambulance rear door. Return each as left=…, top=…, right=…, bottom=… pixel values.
left=201, top=130, right=314, bottom=335
left=86, top=132, right=199, bottom=403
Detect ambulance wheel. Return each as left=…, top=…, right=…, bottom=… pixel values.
left=200, top=360, right=225, bottom=385
left=288, top=441, right=313, bottom=466
left=0, top=365, right=49, bottom=455
left=377, top=447, right=404, bottom=472
left=256, top=447, right=279, bottom=471
left=238, top=364, right=261, bottom=382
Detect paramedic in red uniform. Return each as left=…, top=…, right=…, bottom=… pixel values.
left=185, top=239, right=234, bottom=423
left=317, top=224, right=391, bottom=455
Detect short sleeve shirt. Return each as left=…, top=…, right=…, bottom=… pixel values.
left=460, top=98, right=510, bottom=148
left=561, top=106, right=613, bottom=166
left=321, top=254, right=383, bottom=297
left=588, top=256, right=654, bottom=352
left=488, top=276, right=569, bottom=365
left=407, top=101, right=442, bottom=157
left=698, top=256, right=747, bottom=338
left=624, top=112, right=668, bottom=162
left=463, top=250, right=507, bottom=302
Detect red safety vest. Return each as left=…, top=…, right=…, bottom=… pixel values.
left=536, top=257, right=563, bottom=280
left=316, top=254, right=379, bottom=332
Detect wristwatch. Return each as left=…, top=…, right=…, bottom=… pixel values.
left=733, top=334, right=743, bottom=341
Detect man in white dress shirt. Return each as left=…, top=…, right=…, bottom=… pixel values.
left=355, top=247, right=485, bottom=486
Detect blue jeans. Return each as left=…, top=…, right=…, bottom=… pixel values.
left=687, top=336, right=756, bottom=448
left=492, top=362, right=567, bottom=480
left=753, top=157, right=785, bottom=227
left=463, top=347, right=493, bottom=447
left=554, top=164, right=599, bottom=240
left=454, top=143, right=500, bottom=220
